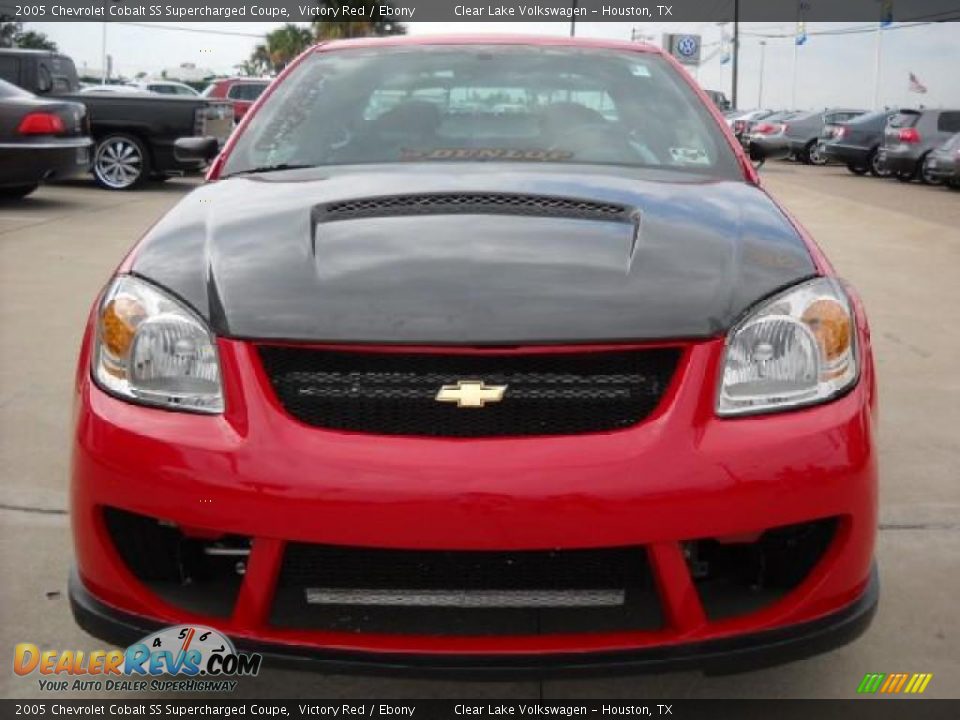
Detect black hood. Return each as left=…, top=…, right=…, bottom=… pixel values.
left=130, top=164, right=816, bottom=344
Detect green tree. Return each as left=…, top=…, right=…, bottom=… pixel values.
left=246, top=44, right=272, bottom=76
left=246, top=24, right=312, bottom=75
left=1, top=17, right=22, bottom=48
left=312, top=2, right=407, bottom=40
left=14, top=30, right=58, bottom=51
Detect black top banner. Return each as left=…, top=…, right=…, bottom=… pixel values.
left=2, top=700, right=960, bottom=720
left=1, top=0, right=959, bottom=23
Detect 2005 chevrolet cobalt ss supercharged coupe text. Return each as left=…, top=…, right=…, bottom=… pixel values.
left=70, top=36, right=877, bottom=675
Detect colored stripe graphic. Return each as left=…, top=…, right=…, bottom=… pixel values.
left=858, top=672, right=933, bottom=694
left=858, top=673, right=885, bottom=693
left=909, top=673, right=934, bottom=694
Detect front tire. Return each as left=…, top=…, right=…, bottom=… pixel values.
left=867, top=148, right=890, bottom=177
left=804, top=140, right=828, bottom=166
left=93, top=134, right=149, bottom=190
left=0, top=184, right=39, bottom=199
left=919, top=154, right=943, bottom=186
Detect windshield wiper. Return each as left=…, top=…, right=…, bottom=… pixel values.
left=223, top=163, right=319, bottom=178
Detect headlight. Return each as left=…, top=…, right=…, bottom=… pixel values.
left=93, top=275, right=223, bottom=413
left=717, top=277, right=857, bottom=416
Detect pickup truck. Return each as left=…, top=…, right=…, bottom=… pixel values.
left=0, top=49, right=232, bottom=190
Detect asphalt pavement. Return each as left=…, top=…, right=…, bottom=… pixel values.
left=1, top=166, right=958, bottom=699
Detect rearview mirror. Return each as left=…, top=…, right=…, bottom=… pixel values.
left=748, top=139, right=792, bottom=168
left=174, top=136, right=220, bottom=162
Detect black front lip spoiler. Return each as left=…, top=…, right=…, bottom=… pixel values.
left=69, top=565, right=878, bottom=679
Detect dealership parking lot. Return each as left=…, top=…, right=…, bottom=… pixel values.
left=1, top=167, right=958, bottom=699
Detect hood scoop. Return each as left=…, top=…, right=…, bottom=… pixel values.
left=315, top=192, right=636, bottom=224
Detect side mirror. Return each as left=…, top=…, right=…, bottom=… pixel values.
left=174, top=136, right=220, bottom=162
left=748, top=139, right=792, bottom=168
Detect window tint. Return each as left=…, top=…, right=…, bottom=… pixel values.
left=223, top=46, right=740, bottom=178
left=890, top=111, right=920, bottom=128
left=228, top=82, right=267, bottom=101
left=0, top=56, right=21, bottom=85
left=937, top=112, right=960, bottom=133
left=830, top=112, right=862, bottom=123
left=149, top=84, right=175, bottom=94
left=847, top=110, right=888, bottom=126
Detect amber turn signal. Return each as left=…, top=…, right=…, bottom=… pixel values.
left=100, top=296, right=146, bottom=358
left=802, top=298, right=852, bottom=367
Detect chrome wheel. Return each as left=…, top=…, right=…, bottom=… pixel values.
left=920, top=155, right=942, bottom=186
left=94, top=136, right=144, bottom=190
left=808, top=142, right=827, bottom=165
left=869, top=149, right=889, bottom=177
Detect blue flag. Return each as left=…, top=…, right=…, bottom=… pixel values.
left=880, top=0, right=894, bottom=27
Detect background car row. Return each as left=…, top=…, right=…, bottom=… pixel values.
left=725, top=105, right=960, bottom=188
left=0, top=48, right=269, bottom=195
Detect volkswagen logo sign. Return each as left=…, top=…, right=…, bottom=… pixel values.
left=676, top=35, right=699, bottom=58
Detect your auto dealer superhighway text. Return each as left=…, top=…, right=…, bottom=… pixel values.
left=44, top=5, right=416, bottom=19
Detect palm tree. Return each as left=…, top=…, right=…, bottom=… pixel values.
left=312, top=2, right=407, bottom=40
left=247, top=24, right=313, bottom=76
left=247, top=44, right=272, bottom=76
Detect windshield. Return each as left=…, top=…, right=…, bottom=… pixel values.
left=222, top=45, right=741, bottom=179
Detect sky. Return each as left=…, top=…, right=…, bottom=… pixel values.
left=23, top=20, right=960, bottom=110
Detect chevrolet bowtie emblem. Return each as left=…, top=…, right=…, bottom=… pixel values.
left=435, top=380, right=507, bottom=408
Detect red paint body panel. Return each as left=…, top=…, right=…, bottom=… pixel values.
left=71, top=326, right=877, bottom=656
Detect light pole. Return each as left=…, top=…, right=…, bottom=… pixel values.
left=100, top=23, right=107, bottom=85
left=758, top=41, right=767, bottom=108
left=731, top=0, right=740, bottom=109
left=570, top=0, right=578, bottom=37
left=873, top=25, right=884, bottom=109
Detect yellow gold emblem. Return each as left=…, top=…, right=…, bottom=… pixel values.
left=435, top=380, right=507, bottom=408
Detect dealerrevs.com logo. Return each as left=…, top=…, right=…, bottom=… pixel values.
left=14, top=625, right=262, bottom=693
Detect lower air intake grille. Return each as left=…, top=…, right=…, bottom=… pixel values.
left=270, top=544, right=661, bottom=636
left=257, top=347, right=680, bottom=437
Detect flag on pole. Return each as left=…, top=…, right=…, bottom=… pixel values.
left=720, top=32, right=731, bottom=64
left=795, top=21, right=808, bottom=45
left=908, top=72, right=927, bottom=94
left=880, top=0, right=894, bottom=27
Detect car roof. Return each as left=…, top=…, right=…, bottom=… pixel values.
left=313, top=34, right=661, bottom=55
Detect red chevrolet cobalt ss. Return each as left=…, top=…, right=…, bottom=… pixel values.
left=70, top=36, right=877, bottom=675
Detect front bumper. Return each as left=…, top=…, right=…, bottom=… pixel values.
left=70, top=564, right=878, bottom=677
left=71, top=332, right=878, bottom=671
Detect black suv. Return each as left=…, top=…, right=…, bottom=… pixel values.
left=879, top=108, right=960, bottom=184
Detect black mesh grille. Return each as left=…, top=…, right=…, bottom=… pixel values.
left=258, top=347, right=680, bottom=437
left=103, top=507, right=249, bottom=618
left=685, top=518, right=839, bottom=621
left=280, top=545, right=646, bottom=590
left=271, top=544, right=661, bottom=635
left=320, top=193, right=631, bottom=223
